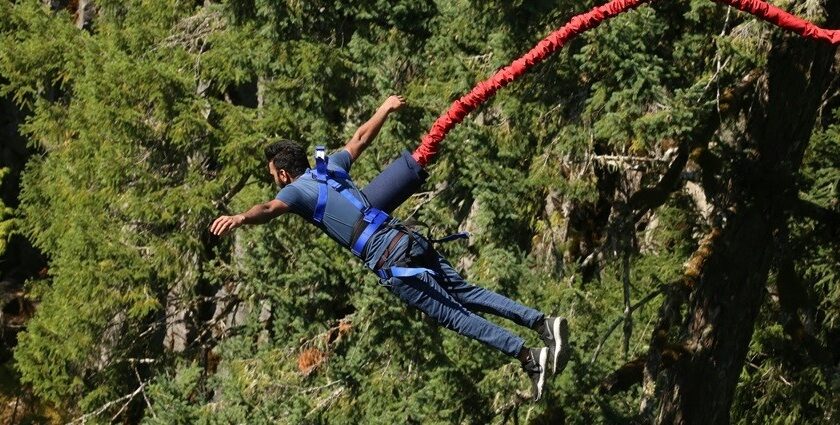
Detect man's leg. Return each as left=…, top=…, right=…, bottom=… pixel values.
left=427, top=250, right=544, bottom=330
left=385, top=271, right=527, bottom=358
left=419, top=244, right=571, bottom=376
left=385, top=272, right=551, bottom=400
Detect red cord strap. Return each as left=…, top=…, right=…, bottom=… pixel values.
left=413, top=0, right=840, bottom=167
left=413, top=0, right=650, bottom=167
left=716, top=0, right=840, bottom=45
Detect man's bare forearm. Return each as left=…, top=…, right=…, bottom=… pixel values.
left=239, top=202, right=278, bottom=225
left=355, top=104, right=391, bottom=145
left=345, top=95, right=405, bottom=160
left=211, top=200, right=286, bottom=236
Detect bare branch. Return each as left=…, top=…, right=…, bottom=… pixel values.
left=160, top=10, right=225, bottom=53
left=215, top=174, right=251, bottom=214
left=405, top=182, right=448, bottom=220
left=134, top=366, right=157, bottom=419
left=68, top=384, right=146, bottom=424
left=621, top=243, right=633, bottom=360
left=493, top=390, right=530, bottom=423
left=305, top=386, right=346, bottom=419
left=590, top=285, right=665, bottom=365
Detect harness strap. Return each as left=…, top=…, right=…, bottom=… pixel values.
left=398, top=219, right=470, bottom=247
left=430, top=232, right=470, bottom=244
left=376, top=266, right=434, bottom=280
left=327, top=178, right=366, bottom=211
left=309, top=148, right=447, bottom=279
left=376, top=232, right=407, bottom=270
left=351, top=208, right=389, bottom=256
left=310, top=145, right=391, bottom=257
left=313, top=146, right=329, bottom=223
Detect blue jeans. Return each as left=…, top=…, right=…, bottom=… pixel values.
left=381, top=233, right=544, bottom=357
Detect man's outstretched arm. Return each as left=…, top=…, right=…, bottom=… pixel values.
left=344, top=95, right=405, bottom=161
left=210, top=199, right=288, bottom=236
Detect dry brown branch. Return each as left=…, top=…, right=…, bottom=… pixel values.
left=405, top=181, right=448, bottom=220
left=68, top=384, right=146, bottom=424
left=160, top=10, right=225, bottom=52
left=305, top=386, right=346, bottom=418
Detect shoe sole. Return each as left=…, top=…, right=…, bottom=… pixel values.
left=535, top=347, right=548, bottom=401
left=552, top=317, right=570, bottom=375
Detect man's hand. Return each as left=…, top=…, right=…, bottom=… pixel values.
left=210, top=200, right=287, bottom=236
left=382, top=95, right=406, bottom=113
left=210, top=214, right=245, bottom=236
left=344, top=95, right=407, bottom=161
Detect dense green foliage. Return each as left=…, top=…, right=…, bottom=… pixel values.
left=0, top=0, right=837, bottom=423
left=0, top=168, right=12, bottom=256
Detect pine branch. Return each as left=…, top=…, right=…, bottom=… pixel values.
left=793, top=197, right=840, bottom=236
left=772, top=232, right=833, bottom=367
left=600, top=340, right=689, bottom=395
left=582, top=70, right=761, bottom=276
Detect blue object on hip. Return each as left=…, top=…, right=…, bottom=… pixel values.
left=361, top=150, right=428, bottom=214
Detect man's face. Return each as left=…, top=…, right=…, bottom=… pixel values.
left=268, top=161, right=292, bottom=188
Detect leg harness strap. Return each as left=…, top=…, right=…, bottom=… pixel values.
left=376, top=266, right=434, bottom=280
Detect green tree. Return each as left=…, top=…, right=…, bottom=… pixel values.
left=0, top=0, right=837, bottom=423
left=0, top=168, right=12, bottom=256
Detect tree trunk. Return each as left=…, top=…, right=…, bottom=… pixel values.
left=655, top=6, right=839, bottom=424
left=74, top=0, right=95, bottom=30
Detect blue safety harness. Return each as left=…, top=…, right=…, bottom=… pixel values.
left=310, top=146, right=444, bottom=281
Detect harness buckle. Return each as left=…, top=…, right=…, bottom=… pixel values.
left=363, top=208, right=387, bottom=224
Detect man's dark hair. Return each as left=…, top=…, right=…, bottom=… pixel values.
left=264, top=139, right=309, bottom=178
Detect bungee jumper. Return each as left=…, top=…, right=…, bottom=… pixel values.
left=210, top=96, right=570, bottom=401
left=210, top=0, right=839, bottom=402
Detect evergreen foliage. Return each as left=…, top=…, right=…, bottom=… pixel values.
left=0, top=0, right=837, bottom=423
left=0, top=168, right=12, bottom=256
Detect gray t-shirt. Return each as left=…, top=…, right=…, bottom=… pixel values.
left=276, top=149, right=404, bottom=269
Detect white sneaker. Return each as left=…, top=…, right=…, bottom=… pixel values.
left=539, top=316, right=570, bottom=375
left=522, top=347, right=549, bottom=401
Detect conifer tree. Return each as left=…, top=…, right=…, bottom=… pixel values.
left=0, top=0, right=837, bottom=423
left=0, top=168, right=11, bottom=256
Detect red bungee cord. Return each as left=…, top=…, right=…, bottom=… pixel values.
left=412, top=0, right=840, bottom=168
left=716, top=0, right=840, bottom=44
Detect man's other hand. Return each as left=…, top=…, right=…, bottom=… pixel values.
left=383, top=95, right=406, bottom=112
left=210, top=214, right=245, bottom=236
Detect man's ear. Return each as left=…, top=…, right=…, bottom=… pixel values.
left=279, top=169, right=291, bottom=183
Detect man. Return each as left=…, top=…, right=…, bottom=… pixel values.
left=210, top=95, right=570, bottom=400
